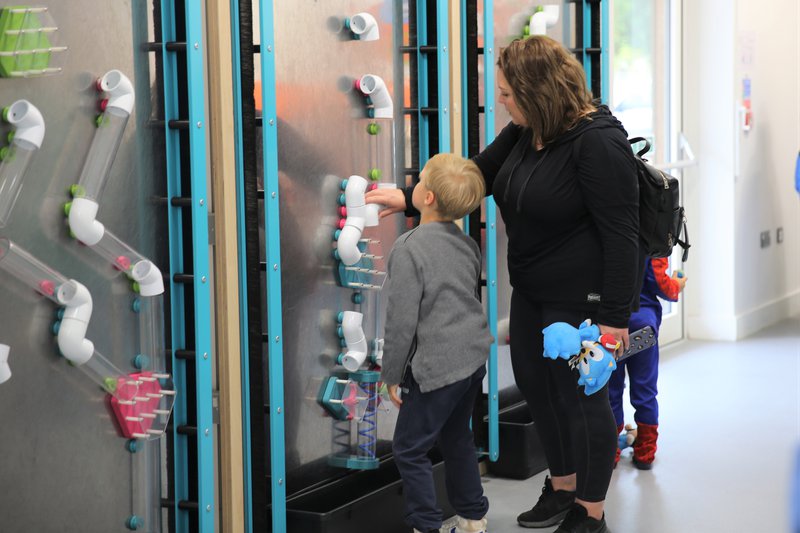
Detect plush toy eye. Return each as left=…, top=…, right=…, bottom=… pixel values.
left=589, top=347, right=605, bottom=362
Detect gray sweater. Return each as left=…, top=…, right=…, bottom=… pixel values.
left=381, top=222, right=493, bottom=393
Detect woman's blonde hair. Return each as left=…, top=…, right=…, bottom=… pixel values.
left=423, top=153, right=484, bottom=220
left=498, top=36, right=596, bottom=145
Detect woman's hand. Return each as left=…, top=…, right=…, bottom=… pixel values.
left=387, top=384, right=403, bottom=408
left=598, top=324, right=629, bottom=357
left=365, top=188, right=406, bottom=218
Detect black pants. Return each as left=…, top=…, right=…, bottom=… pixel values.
left=393, top=366, right=489, bottom=531
left=510, top=291, right=617, bottom=502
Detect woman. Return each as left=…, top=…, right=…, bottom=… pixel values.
left=367, top=36, right=640, bottom=533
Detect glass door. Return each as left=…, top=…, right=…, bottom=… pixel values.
left=610, top=0, right=685, bottom=344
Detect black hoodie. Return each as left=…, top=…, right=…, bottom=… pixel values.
left=402, top=107, right=640, bottom=327
left=474, top=106, right=640, bottom=327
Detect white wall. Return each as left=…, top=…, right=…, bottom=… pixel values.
left=733, top=0, right=800, bottom=337
left=683, top=0, right=800, bottom=340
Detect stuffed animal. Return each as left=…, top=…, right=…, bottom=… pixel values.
left=542, top=320, right=620, bottom=396
left=542, top=319, right=600, bottom=359
left=574, top=336, right=618, bottom=395
left=618, top=424, right=637, bottom=450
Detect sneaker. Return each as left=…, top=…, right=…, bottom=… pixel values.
left=455, top=515, right=488, bottom=533
left=516, top=476, right=575, bottom=528
left=554, top=503, right=611, bottom=533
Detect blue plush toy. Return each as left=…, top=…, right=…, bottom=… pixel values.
left=542, top=319, right=600, bottom=359
left=575, top=339, right=617, bottom=395
left=542, top=319, right=620, bottom=396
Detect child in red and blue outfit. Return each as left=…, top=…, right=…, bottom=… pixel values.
left=608, top=257, right=687, bottom=469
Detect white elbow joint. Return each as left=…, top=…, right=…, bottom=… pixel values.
left=340, top=311, right=368, bottom=372
left=131, top=259, right=164, bottom=297
left=349, top=12, right=380, bottom=41
left=56, top=280, right=95, bottom=365
left=68, top=197, right=105, bottom=245
left=98, top=70, right=134, bottom=115
left=529, top=6, right=559, bottom=36
left=358, top=74, right=393, bottom=119
left=336, top=175, right=370, bottom=265
left=4, top=99, right=45, bottom=149
left=0, top=344, right=10, bottom=384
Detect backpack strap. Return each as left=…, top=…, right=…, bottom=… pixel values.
left=629, top=137, right=651, bottom=159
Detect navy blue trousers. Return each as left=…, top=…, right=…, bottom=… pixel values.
left=608, top=304, right=660, bottom=426
left=392, top=366, right=489, bottom=531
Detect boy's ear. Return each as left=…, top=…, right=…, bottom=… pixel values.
left=424, top=189, right=436, bottom=207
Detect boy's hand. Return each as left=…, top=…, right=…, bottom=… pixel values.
left=672, top=271, right=688, bottom=292
left=365, top=188, right=406, bottom=218
left=387, top=384, right=403, bottom=408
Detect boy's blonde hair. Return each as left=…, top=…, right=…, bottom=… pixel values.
left=422, top=153, right=485, bottom=220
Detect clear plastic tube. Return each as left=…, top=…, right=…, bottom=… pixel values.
left=0, top=237, right=68, bottom=299
left=75, top=107, right=129, bottom=201
left=78, top=350, right=139, bottom=397
left=131, top=439, right=162, bottom=532
left=356, top=382, right=378, bottom=459
left=0, top=139, right=37, bottom=227
left=91, top=228, right=147, bottom=274
left=138, top=295, right=165, bottom=371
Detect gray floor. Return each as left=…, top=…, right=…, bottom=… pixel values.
left=481, top=317, right=800, bottom=533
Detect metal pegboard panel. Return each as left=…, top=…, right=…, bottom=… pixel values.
left=0, top=1, right=168, bottom=531
left=252, top=0, right=405, bottom=496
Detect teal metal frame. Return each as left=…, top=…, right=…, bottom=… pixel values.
left=257, top=2, right=287, bottom=532
left=229, top=0, right=254, bottom=531
left=600, top=0, right=610, bottom=103
left=162, top=0, right=215, bottom=530
left=482, top=0, right=499, bottom=462
left=160, top=0, right=189, bottom=530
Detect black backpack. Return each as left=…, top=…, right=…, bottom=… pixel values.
left=630, top=137, right=690, bottom=261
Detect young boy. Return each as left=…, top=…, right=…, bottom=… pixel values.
left=381, top=153, right=493, bottom=533
left=608, top=257, right=687, bottom=469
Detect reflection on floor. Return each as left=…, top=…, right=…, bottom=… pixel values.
left=481, top=317, right=800, bottom=533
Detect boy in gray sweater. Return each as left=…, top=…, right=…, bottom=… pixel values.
left=381, top=153, right=493, bottom=533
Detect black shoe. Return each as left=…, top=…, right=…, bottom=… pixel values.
left=516, top=476, right=575, bottom=528
left=554, top=503, right=611, bottom=533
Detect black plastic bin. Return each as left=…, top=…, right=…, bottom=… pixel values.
left=486, top=402, right=548, bottom=480
left=285, top=457, right=453, bottom=533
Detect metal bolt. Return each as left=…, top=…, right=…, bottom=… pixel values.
left=199, top=199, right=204, bottom=206
left=271, top=192, right=276, bottom=199
left=490, top=223, right=495, bottom=229
left=206, top=505, right=211, bottom=512
left=269, top=118, right=274, bottom=126
left=267, top=45, right=272, bottom=52
left=273, top=264, right=278, bottom=271
left=203, top=352, right=208, bottom=360
left=278, top=478, right=283, bottom=485
left=277, top=407, right=282, bottom=414
left=204, top=428, right=209, bottom=436
left=196, top=121, right=202, bottom=128
left=201, top=276, right=207, bottom=283
left=491, top=280, right=496, bottom=286
left=443, top=46, right=447, bottom=52
left=489, top=107, right=494, bottom=112
left=493, top=394, right=497, bottom=400
left=444, top=107, right=448, bottom=114
left=275, top=336, right=280, bottom=343
left=489, top=48, right=493, bottom=54
left=194, top=42, right=199, bottom=49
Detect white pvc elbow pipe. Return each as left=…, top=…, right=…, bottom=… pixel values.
left=358, top=74, right=393, bottom=119
left=99, top=69, right=135, bottom=114
left=337, top=175, right=368, bottom=266
left=131, top=260, right=164, bottom=297
left=340, top=311, right=368, bottom=372
left=350, top=12, right=379, bottom=41
left=529, top=6, right=559, bottom=36
left=56, top=280, right=95, bottom=365
left=5, top=99, right=45, bottom=148
left=68, top=197, right=105, bottom=246
left=0, top=344, right=10, bottom=384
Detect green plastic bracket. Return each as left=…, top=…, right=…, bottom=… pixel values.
left=0, top=6, right=54, bottom=77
